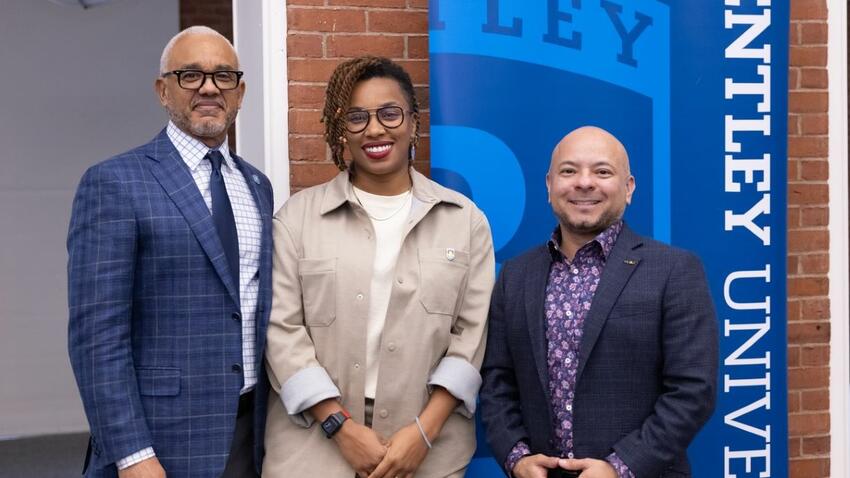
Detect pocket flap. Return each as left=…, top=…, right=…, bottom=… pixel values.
left=136, top=367, right=181, bottom=396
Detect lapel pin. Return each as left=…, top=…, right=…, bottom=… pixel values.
left=252, top=174, right=261, bottom=185
left=446, top=248, right=456, bottom=261
left=624, top=259, right=638, bottom=265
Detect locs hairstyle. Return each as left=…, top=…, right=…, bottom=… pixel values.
left=322, top=56, right=420, bottom=171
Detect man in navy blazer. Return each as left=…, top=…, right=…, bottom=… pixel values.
left=68, top=26, right=273, bottom=478
left=480, top=127, right=718, bottom=478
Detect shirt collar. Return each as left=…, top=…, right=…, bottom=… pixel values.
left=319, top=167, right=464, bottom=215
left=166, top=121, right=234, bottom=172
left=547, top=220, right=624, bottom=262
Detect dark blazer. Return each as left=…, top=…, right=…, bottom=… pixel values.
left=67, top=129, right=274, bottom=478
left=480, top=225, right=718, bottom=478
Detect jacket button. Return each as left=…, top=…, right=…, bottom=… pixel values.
left=396, top=277, right=404, bottom=284
left=388, top=342, right=397, bottom=352
left=232, top=364, right=242, bottom=373
left=379, top=409, right=389, bottom=419
left=232, top=312, right=241, bottom=321
left=356, top=293, right=364, bottom=300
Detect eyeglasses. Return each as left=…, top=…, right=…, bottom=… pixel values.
left=345, top=106, right=408, bottom=133
left=161, top=69, right=244, bottom=90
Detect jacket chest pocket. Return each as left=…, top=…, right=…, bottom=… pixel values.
left=418, top=247, right=470, bottom=316
left=298, top=257, right=337, bottom=327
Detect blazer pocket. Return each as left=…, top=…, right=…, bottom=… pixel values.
left=298, top=257, right=337, bottom=327
left=136, top=367, right=181, bottom=396
left=418, top=247, right=470, bottom=316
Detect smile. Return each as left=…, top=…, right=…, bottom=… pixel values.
left=363, top=142, right=393, bottom=159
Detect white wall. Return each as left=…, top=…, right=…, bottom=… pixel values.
left=0, top=0, right=178, bottom=437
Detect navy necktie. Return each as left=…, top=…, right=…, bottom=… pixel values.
left=206, top=150, right=240, bottom=299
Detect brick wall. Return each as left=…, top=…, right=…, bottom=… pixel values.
left=180, top=0, right=232, bottom=41
left=788, top=0, right=831, bottom=476
left=286, top=0, right=429, bottom=192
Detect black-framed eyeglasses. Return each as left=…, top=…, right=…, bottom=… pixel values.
left=161, top=69, right=244, bottom=90
left=345, top=106, right=409, bottom=133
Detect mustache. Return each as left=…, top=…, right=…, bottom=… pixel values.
left=192, top=98, right=225, bottom=109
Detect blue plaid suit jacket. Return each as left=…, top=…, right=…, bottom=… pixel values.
left=67, top=129, right=274, bottom=478
left=480, top=225, right=718, bottom=478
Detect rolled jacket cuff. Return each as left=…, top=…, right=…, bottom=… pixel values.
left=281, top=366, right=341, bottom=427
left=427, top=356, right=482, bottom=417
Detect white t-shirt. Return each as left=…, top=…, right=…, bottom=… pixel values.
left=352, top=185, right=413, bottom=399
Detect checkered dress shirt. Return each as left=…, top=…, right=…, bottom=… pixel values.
left=116, top=122, right=262, bottom=469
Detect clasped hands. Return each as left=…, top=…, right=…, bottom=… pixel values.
left=513, top=454, right=618, bottom=478
left=334, top=419, right=430, bottom=478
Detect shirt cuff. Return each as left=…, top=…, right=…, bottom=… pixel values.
left=281, top=365, right=341, bottom=427
left=505, top=440, right=531, bottom=476
left=426, top=356, right=482, bottom=417
left=606, top=453, right=635, bottom=478
left=116, top=447, right=155, bottom=470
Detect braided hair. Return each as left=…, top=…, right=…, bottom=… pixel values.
left=322, top=56, right=420, bottom=171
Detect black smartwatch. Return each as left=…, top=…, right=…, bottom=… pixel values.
left=321, top=409, right=351, bottom=438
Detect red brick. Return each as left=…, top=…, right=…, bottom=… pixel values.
left=788, top=277, right=829, bottom=297
left=408, top=0, right=428, bottom=8
left=396, top=60, right=428, bottom=84
left=788, top=184, right=829, bottom=205
left=788, top=322, right=830, bottom=344
left=329, top=0, right=406, bottom=6
left=789, top=91, right=827, bottom=113
left=289, top=136, right=328, bottom=162
left=788, top=390, right=801, bottom=412
left=790, top=46, right=827, bottom=67
left=799, top=160, right=828, bottom=181
left=788, top=299, right=802, bottom=321
left=788, top=113, right=800, bottom=135
left=290, top=84, right=328, bottom=109
left=789, top=457, right=829, bottom=477
left=799, top=68, right=828, bottom=89
left=788, top=136, right=827, bottom=158
left=789, top=67, right=800, bottom=90
left=791, top=0, right=827, bottom=21
left=800, top=22, right=828, bottom=44
left=289, top=59, right=343, bottom=82
left=788, top=412, right=830, bottom=435
left=289, top=8, right=366, bottom=33
left=408, top=35, right=428, bottom=59
left=789, top=23, right=801, bottom=45
left=415, top=86, right=430, bottom=109
left=799, top=254, right=829, bottom=274
left=368, top=10, right=428, bottom=33
left=789, top=436, right=802, bottom=458
left=800, top=299, right=831, bottom=321
left=802, top=435, right=830, bottom=455
left=788, top=230, right=829, bottom=252
left=289, top=109, right=324, bottom=135
left=800, top=114, right=828, bottom=135
left=788, top=206, right=801, bottom=227
left=801, top=345, right=830, bottom=366
left=801, top=390, right=830, bottom=411
left=288, top=33, right=324, bottom=58
left=800, top=207, right=829, bottom=227
left=290, top=163, right=341, bottom=188
left=327, top=34, right=405, bottom=58
left=289, top=0, right=325, bottom=4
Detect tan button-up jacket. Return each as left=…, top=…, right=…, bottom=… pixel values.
left=263, top=169, right=495, bottom=477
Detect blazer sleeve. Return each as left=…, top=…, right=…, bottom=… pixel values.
left=427, top=210, right=496, bottom=416
left=612, top=252, right=719, bottom=477
left=67, top=164, right=153, bottom=464
left=265, top=213, right=340, bottom=427
left=479, top=262, right=531, bottom=467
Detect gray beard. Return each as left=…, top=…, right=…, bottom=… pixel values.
left=167, top=106, right=234, bottom=141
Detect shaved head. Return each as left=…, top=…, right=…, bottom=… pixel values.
left=550, top=126, right=630, bottom=177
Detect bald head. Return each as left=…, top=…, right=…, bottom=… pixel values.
left=550, top=126, right=630, bottom=176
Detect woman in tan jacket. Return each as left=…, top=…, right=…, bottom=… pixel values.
left=263, top=57, right=495, bottom=477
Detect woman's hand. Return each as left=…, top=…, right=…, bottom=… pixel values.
left=334, top=420, right=388, bottom=478
left=367, top=422, right=430, bottom=478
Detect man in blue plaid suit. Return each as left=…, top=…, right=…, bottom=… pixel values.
left=68, top=26, right=273, bottom=478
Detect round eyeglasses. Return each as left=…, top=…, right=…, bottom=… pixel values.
left=345, top=106, right=409, bottom=133
left=161, top=69, right=244, bottom=90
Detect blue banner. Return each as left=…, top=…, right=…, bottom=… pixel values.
left=429, top=1, right=788, bottom=476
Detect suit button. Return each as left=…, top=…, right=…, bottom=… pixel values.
left=388, top=342, right=397, bottom=352
left=232, top=312, right=241, bottom=321
left=378, top=409, right=388, bottom=419
left=396, top=277, right=404, bottom=284
left=356, top=293, right=364, bottom=300
left=232, top=364, right=242, bottom=373
left=567, top=452, right=574, bottom=459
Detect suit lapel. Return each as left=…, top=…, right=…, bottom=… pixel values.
left=576, top=226, right=643, bottom=382
left=525, top=247, right=553, bottom=403
left=146, top=131, right=240, bottom=304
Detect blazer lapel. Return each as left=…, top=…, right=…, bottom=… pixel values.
left=146, top=131, right=241, bottom=304
left=576, top=226, right=643, bottom=382
left=525, top=247, right=553, bottom=403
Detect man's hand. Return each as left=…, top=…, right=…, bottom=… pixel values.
left=333, top=420, right=388, bottom=478
left=117, top=457, right=166, bottom=478
left=368, top=423, right=430, bottom=478
left=559, top=458, right=617, bottom=478
left=513, top=454, right=561, bottom=478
